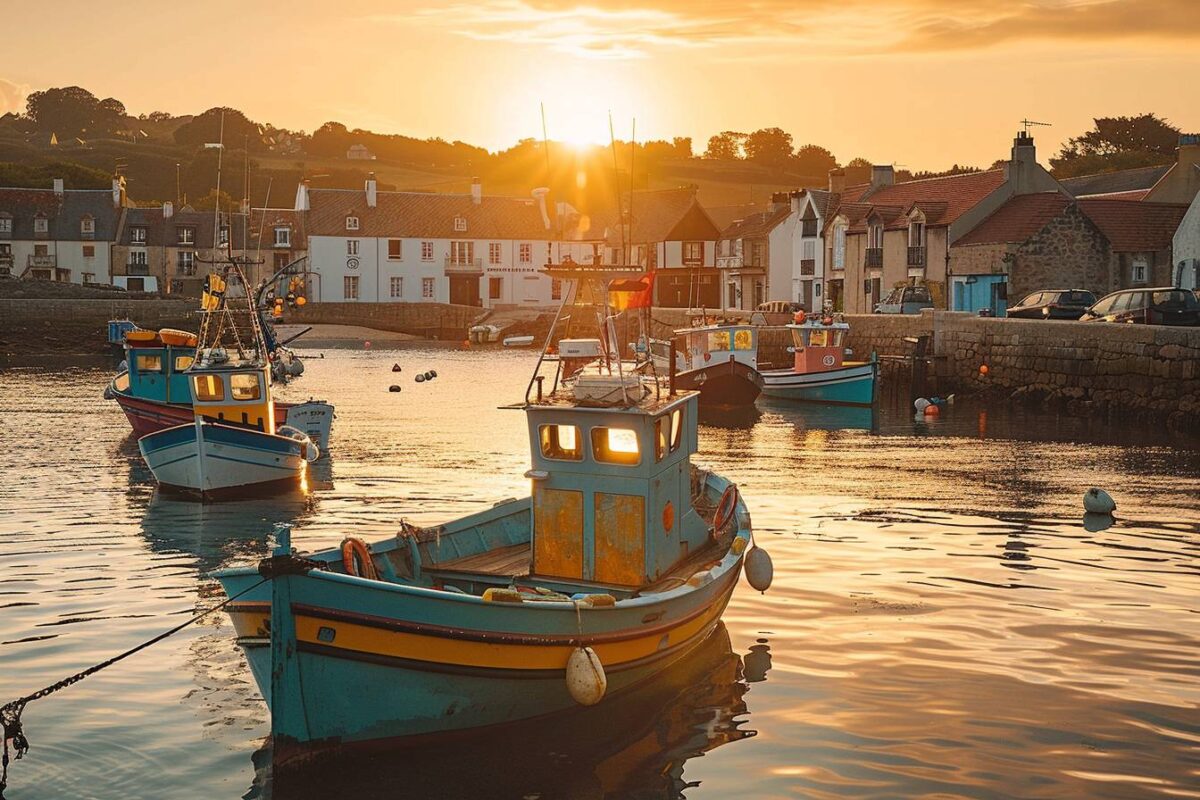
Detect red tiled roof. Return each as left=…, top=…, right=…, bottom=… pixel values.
left=592, top=187, right=718, bottom=245
left=306, top=189, right=551, bottom=239
left=955, top=192, right=1070, bottom=246
left=719, top=205, right=790, bottom=240
left=858, top=169, right=1007, bottom=228
left=1078, top=199, right=1188, bottom=252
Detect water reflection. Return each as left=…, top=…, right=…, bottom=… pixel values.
left=758, top=400, right=877, bottom=434
left=247, top=624, right=762, bottom=800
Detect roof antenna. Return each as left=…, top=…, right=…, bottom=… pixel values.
left=1020, top=119, right=1051, bottom=135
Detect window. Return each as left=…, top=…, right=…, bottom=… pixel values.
left=178, top=251, right=195, bottom=275
left=346, top=216, right=360, bottom=231
left=833, top=224, right=846, bottom=269
left=908, top=221, right=925, bottom=247
left=421, top=241, right=433, bottom=261
left=519, top=243, right=532, bottom=264
left=707, top=330, right=731, bottom=351
left=174, top=356, right=194, bottom=371
left=1089, top=294, right=1118, bottom=315
left=489, top=242, right=502, bottom=265
left=80, top=216, right=95, bottom=236
left=34, top=215, right=48, bottom=234
left=868, top=223, right=883, bottom=248
left=750, top=242, right=764, bottom=266
left=82, top=245, right=95, bottom=258
left=654, top=409, right=684, bottom=462
left=218, top=226, right=229, bottom=246
left=1131, top=256, right=1148, bottom=283
left=539, top=424, right=582, bottom=461
left=450, top=241, right=474, bottom=265
left=551, top=278, right=562, bottom=301
left=390, top=276, right=404, bottom=298
left=454, top=216, right=467, bottom=232
left=344, top=275, right=359, bottom=300
left=273, top=226, right=290, bottom=247
left=130, top=251, right=148, bottom=267
left=131, top=226, right=147, bottom=244
left=591, top=427, right=640, bottom=466
left=127, top=278, right=145, bottom=292
left=347, top=239, right=359, bottom=255
left=136, top=354, right=164, bottom=372
left=489, top=276, right=502, bottom=300
left=0, top=217, right=11, bottom=234
left=635, top=244, right=647, bottom=265
left=733, top=329, right=754, bottom=350
left=388, top=239, right=402, bottom=260
left=230, top=373, right=261, bottom=401
left=192, top=374, right=224, bottom=401
left=422, top=277, right=435, bottom=299
left=34, top=244, right=47, bottom=256
left=82, top=272, right=94, bottom=284
left=177, top=226, right=195, bottom=245
left=683, top=241, right=703, bottom=264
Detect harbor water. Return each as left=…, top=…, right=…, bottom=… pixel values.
left=1, top=345, right=1198, bottom=799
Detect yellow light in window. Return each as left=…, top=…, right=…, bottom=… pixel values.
left=608, top=428, right=639, bottom=454
left=559, top=425, right=576, bottom=450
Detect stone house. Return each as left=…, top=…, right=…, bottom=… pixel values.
left=1078, top=199, right=1188, bottom=290
left=112, top=204, right=249, bottom=295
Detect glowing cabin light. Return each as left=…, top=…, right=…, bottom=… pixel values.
left=607, top=428, right=638, bottom=454
left=559, top=425, right=576, bottom=450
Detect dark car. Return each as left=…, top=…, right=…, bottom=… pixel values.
left=1007, top=289, right=1096, bottom=320
left=1079, top=287, right=1200, bottom=326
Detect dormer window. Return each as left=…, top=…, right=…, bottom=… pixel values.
left=273, top=226, right=290, bottom=247
left=0, top=215, right=11, bottom=235
left=908, top=219, right=925, bottom=247
left=80, top=215, right=95, bottom=238
left=346, top=216, right=359, bottom=231
left=868, top=223, right=884, bottom=248
left=34, top=214, right=48, bottom=235
left=454, top=216, right=467, bottom=232
left=131, top=226, right=147, bottom=244
left=177, top=226, right=195, bottom=245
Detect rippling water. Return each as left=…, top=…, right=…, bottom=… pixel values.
left=1, top=344, right=1198, bottom=799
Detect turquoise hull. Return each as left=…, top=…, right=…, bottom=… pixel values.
left=759, top=360, right=879, bottom=406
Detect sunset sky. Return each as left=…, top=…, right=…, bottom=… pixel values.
left=4, top=0, right=1198, bottom=170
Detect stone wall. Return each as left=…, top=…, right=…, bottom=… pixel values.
left=0, top=298, right=197, bottom=357
left=1010, top=204, right=1109, bottom=301
left=284, top=301, right=484, bottom=338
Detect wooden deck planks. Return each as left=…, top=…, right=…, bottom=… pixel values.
left=435, top=542, right=531, bottom=576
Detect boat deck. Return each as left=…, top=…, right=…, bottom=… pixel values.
left=435, top=543, right=531, bottom=576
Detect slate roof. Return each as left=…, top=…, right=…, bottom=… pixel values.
left=1077, top=199, right=1188, bottom=253
left=803, top=189, right=833, bottom=218
left=955, top=192, right=1071, bottom=246
left=1060, top=165, right=1172, bottom=198
left=306, top=189, right=551, bottom=239
left=592, top=187, right=719, bottom=245
left=719, top=206, right=790, bottom=241
left=0, top=188, right=121, bottom=241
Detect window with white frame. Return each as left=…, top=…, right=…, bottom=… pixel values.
left=34, top=215, right=48, bottom=234
left=421, top=241, right=433, bottom=261
left=802, top=240, right=816, bottom=260
left=519, top=243, right=532, bottom=264
left=450, top=241, right=474, bottom=265
left=178, top=251, right=195, bottom=275
left=131, top=226, right=147, bottom=244
left=422, top=277, right=435, bottom=298
left=344, top=275, right=359, bottom=299
left=130, top=251, right=148, bottom=266
left=390, top=276, right=403, bottom=298
left=82, top=272, right=94, bottom=284
left=908, top=220, right=925, bottom=247
left=346, top=216, right=359, bottom=231
left=80, top=215, right=95, bottom=236
left=683, top=241, right=703, bottom=264
left=347, top=239, right=359, bottom=255
left=219, top=225, right=229, bottom=246
left=454, top=216, right=467, bottom=232
left=388, top=239, right=402, bottom=259
left=489, top=242, right=502, bottom=265
left=0, top=216, right=11, bottom=234
left=177, top=226, right=195, bottom=245
left=868, top=223, right=883, bottom=248
left=833, top=224, right=846, bottom=269
left=273, top=226, right=290, bottom=247
left=1131, top=256, right=1149, bottom=283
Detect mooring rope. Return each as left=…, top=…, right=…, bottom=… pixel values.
left=0, top=577, right=269, bottom=798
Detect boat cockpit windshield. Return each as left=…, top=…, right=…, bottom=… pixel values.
left=791, top=326, right=847, bottom=349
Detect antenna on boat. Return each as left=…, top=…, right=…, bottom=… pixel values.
left=540, top=102, right=551, bottom=181
left=608, top=111, right=625, bottom=265
left=212, top=110, right=225, bottom=252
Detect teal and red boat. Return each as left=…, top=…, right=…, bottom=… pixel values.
left=760, top=316, right=878, bottom=406
left=212, top=265, right=772, bottom=766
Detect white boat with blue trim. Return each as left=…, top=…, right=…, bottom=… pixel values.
left=760, top=314, right=879, bottom=406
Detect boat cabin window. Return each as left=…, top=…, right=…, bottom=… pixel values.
left=654, top=408, right=685, bottom=462
left=539, top=424, right=583, bottom=461
left=591, top=427, right=640, bottom=466
left=707, top=330, right=731, bottom=352
left=135, top=354, right=163, bottom=373
left=174, top=355, right=194, bottom=372
left=733, top=329, right=754, bottom=351
left=192, top=374, right=224, bottom=402
left=792, top=328, right=846, bottom=348
left=230, top=373, right=262, bottom=401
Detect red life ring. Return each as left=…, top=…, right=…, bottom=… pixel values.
left=713, top=484, right=739, bottom=537
left=341, top=537, right=378, bottom=580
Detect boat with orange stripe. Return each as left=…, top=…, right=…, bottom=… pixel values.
left=212, top=264, right=773, bottom=765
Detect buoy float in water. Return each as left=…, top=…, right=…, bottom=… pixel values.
left=391, top=363, right=402, bottom=372
left=979, top=364, right=989, bottom=376
left=914, top=398, right=930, bottom=412
left=388, top=385, right=401, bottom=392
left=745, top=546, right=773, bottom=592
left=429, top=370, right=438, bottom=378
left=415, top=374, right=426, bottom=383
left=1083, top=488, right=1116, bottom=514
left=364, top=340, right=372, bottom=349
left=566, top=646, right=606, bottom=706
left=924, top=404, right=940, bottom=417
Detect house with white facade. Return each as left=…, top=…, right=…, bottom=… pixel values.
left=790, top=188, right=835, bottom=311
left=716, top=203, right=790, bottom=311
left=1174, top=188, right=1200, bottom=289
left=302, top=176, right=569, bottom=308
left=0, top=176, right=127, bottom=284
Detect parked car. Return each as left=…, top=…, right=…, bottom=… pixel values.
left=1079, top=287, right=1200, bottom=326
left=875, top=285, right=933, bottom=314
left=1007, top=289, right=1096, bottom=320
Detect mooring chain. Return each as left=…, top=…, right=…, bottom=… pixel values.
left=0, top=577, right=269, bottom=798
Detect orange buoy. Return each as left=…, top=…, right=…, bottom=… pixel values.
left=979, top=364, right=989, bottom=376
left=924, top=404, right=940, bottom=417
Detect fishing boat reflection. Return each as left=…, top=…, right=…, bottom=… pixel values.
left=249, top=624, right=764, bottom=800
left=759, top=398, right=878, bottom=433
left=698, top=402, right=763, bottom=429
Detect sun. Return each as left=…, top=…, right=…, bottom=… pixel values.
left=552, top=115, right=608, bottom=150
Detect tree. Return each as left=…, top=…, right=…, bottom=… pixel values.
left=793, top=144, right=837, bottom=178
left=704, top=131, right=745, bottom=160
left=1051, top=114, right=1180, bottom=178
left=844, top=157, right=872, bottom=185
left=744, top=127, right=793, bottom=165
left=174, top=107, right=262, bottom=150
left=671, top=136, right=692, bottom=159
left=25, top=86, right=126, bottom=138
left=911, top=164, right=981, bottom=180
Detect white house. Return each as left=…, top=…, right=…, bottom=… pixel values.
left=302, top=176, right=569, bottom=308
left=790, top=188, right=835, bottom=310
left=1173, top=189, right=1200, bottom=289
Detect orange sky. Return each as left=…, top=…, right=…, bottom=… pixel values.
left=4, top=0, right=1198, bottom=170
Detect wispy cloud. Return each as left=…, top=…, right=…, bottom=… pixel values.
left=394, top=0, right=1200, bottom=60
left=0, top=79, right=29, bottom=115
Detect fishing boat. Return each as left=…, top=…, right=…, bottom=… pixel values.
left=502, top=334, right=536, bottom=347
left=138, top=263, right=322, bottom=497
left=212, top=264, right=772, bottom=765
left=650, top=323, right=764, bottom=407
left=760, top=315, right=878, bottom=406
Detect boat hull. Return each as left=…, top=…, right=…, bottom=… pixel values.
left=760, top=361, right=878, bottom=405
left=138, top=421, right=308, bottom=496
left=674, top=359, right=763, bottom=407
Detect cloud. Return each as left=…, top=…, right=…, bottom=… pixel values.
left=0, top=78, right=29, bottom=115
left=399, top=0, right=1200, bottom=60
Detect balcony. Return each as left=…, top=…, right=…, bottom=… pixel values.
left=716, top=255, right=742, bottom=270
left=28, top=254, right=57, bottom=269
left=864, top=248, right=883, bottom=268
left=444, top=255, right=483, bottom=275
left=800, top=259, right=816, bottom=276
left=126, top=261, right=150, bottom=276
left=907, top=246, right=926, bottom=267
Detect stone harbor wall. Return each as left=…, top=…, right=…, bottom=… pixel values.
left=0, top=298, right=197, bottom=358
left=284, top=302, right=484, bottom=339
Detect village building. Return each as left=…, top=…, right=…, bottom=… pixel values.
left=0, top=176, right=127, bottom=284
left=716, top=202, right=790, bottom=311
left=790, top=187, right=834, bottom=310
left=112, top=205, right=250, bottom=295
left=248, top=207, right=307, bottom=284
left=1174, top=187, right=1200, bottom=289
left=346, top=144, right=376, bottom=161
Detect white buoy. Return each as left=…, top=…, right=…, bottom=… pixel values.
left=745, top=546, right=773, bottom=592
left=1083, top=488, right=1116, bottom=514
left=286, top=358, right=304, bottom=376
left=914, top=398, right=931, bottom=412
left=566, top=646, right=606, bottom=706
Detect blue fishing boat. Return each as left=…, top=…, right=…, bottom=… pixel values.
left=212, top=265, right=772, bottom=766
left=760, top=315, right=878, bottom=406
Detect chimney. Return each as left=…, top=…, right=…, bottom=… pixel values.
left=112, top=174, right=126, bottom=208
left=768, top=191, right=789, bottom=212
left=1005, top=131, right=1040, bottom=194
left=471, top=177, right=482, bottom=205
left=1178, top=133, right=1200, bottom=168
left=531, top=187, right=551, bottom=230
left=53, top=178, right=64, bottom=195
left=870, top=165, right=894, bottom=191
left=789, top=189, right=804, bottom=214
left=163, top=201, right=174, bottom=219
left=828, top=168, right=846, bottom=194
left=295, top=179, right=310, bottom=211
left=365, top=172, right=377, bottom=208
